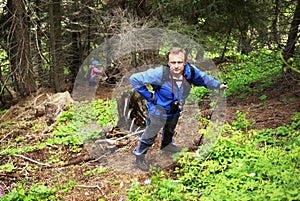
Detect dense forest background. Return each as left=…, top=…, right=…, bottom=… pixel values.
left=0, top=0, right=299, bottom=103
left=0, top=1, right=300, bottom=200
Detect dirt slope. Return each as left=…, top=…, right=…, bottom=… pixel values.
left=0, top=79, right=299, bottom=200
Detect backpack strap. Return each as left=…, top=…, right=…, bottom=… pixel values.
left=152, top=65, right=170, bottom=92
left=185, top=63, right=195, bottom=85
left=161, top=65, right=170, bottom=85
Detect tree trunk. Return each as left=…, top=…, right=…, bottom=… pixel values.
left=49, top=0, right=65, bottom=92
left=35, top=0, right=47, bottom=88
left=282, top=0, right=300, bottom=70
left=221, top=30, right=232, bottom=60
left=271, top=0, right=281, bottom=48
left=8, top=0, right=37, bottom=96
left=238, top=30, right=252, bottom=55
left=68, top=0, right=83, bottom=84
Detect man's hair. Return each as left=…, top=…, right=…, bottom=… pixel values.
left=167, top=47, right=187, bottom=62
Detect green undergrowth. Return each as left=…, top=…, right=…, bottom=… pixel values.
left=0, top=183, right=57, bottom=201
left=0, top=180, right=78, bottom=201
left=51, top=99, right=117, bottom=145
left=128, top=112, right=300, bottom=200
left=219, top=49, right=283, bottom=98
left=1, top=99, right=117, bottom=155
left=0, top=99, right=117, bottom=200
left=188, top=49, right=285, bottom=102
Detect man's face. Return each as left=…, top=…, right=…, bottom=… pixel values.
left=168, top=52, right=185, bottom=76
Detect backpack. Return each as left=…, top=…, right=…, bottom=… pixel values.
left=86, top=68, right=92, bottom=80
left=154, top=63, right=195, bottom=91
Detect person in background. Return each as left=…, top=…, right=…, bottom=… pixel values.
left=87, top=60, right=103, bottom=86
left=130, top=47, right=227, bottom=171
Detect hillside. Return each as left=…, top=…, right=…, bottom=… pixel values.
left=0, top=78, right=299, bottom=200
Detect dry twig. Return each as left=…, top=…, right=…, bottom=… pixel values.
left=101, top=129, right=145, bottom=145
left=89, top=154, right=107, bottom=163
left=13, top=154, right=51, bottom=167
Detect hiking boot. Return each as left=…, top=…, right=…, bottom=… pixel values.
left=135, top=155, right=149, bottom=172
left=161, top=143, right=182, bottom=153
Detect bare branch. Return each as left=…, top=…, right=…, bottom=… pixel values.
left=13, top=154, right=51, bottom=167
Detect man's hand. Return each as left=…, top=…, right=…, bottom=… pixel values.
left=219, top=81, right=228, bottom=90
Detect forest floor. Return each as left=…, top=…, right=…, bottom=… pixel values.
left=0, top=78, right=299, bottom=200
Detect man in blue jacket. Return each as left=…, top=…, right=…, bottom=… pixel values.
left=130, top=47, right=227, bottom=171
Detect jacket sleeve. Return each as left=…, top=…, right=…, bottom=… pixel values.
left=93, top=67, right=103, bottom=74
left=191, top=65, right=220, bottom=90
left=130, top=67, right=163, bottom=102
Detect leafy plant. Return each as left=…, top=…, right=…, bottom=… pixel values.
left=259, top=94, right=267, bottom=100
left=0, top=183, right=57, bottom=201
left=128, top=178, right=198, bottom=201
left=93, top=99, right=118, bottom=126
left=0, top=109, right=8, bottom=115
left=291, top=112, right=300, bottom=130
left=231, top=110, right=254, bottom=131
left=84, top=166, right=107, bottom=176
left=0, top=163, right=14, bottom=173
left=188, top=86, right=210, bottom=101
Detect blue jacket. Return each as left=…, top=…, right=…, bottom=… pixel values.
left=130, top=63, right=220, bottom=118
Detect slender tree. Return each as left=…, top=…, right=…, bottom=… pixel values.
left=7, top=0, right=37, bottom=96
left=272, top=0, right=281, bottom=48
left=49, top=0, right=65, bottom=92
left=67, top=0, right=81, bottom=83
left=282, top=0, right=300, bottom=73
left=33, top=0, right=47, bottom=87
